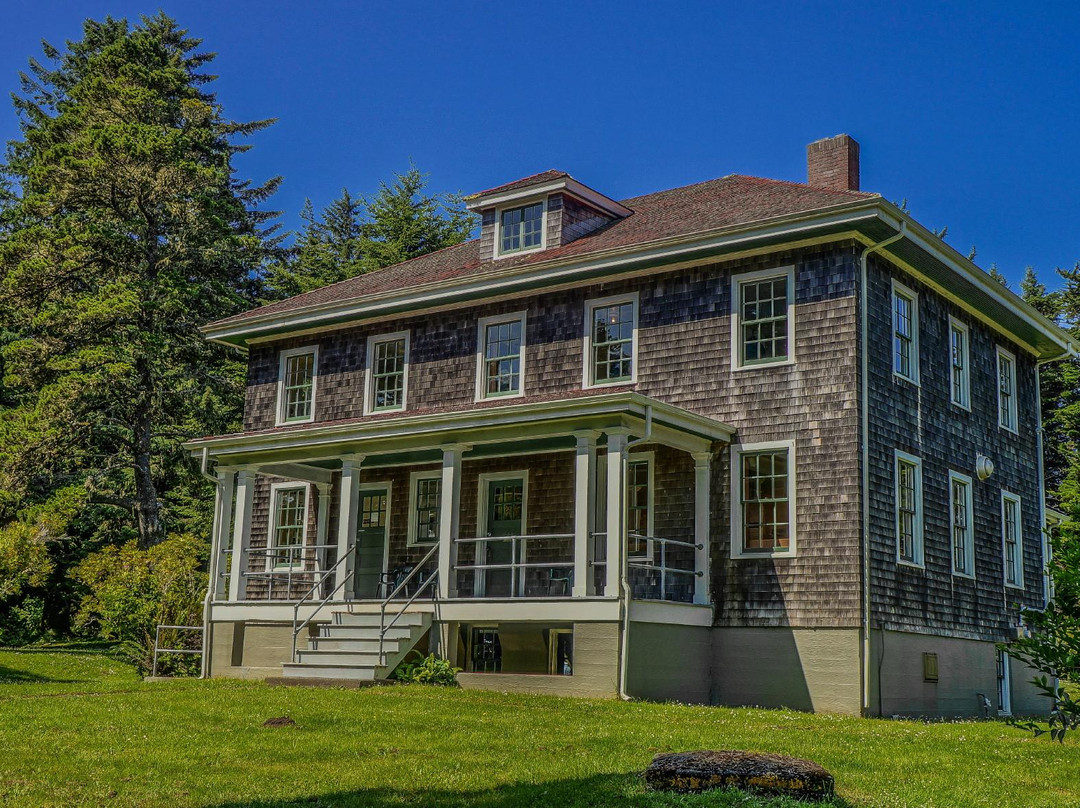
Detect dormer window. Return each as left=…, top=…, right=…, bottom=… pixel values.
left=499, top=202, right=545, bottom=255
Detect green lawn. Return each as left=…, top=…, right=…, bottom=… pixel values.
left=0, top=647, right=1075, bottom=808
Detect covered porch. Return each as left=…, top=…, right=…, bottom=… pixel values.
left=193, top=392, right=735, bottom=625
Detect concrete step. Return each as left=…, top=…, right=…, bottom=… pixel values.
left=309, top=637, right=401, bottom=653
left=281, top=662, right=376, bottom=681
left=330, top=609, right=427, bottom=626
left=318, top=625, right=415, bottom=642
left=296, top=649, right=383, bottom=666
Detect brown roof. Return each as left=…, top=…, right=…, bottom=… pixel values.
left=466, top=169, right=569, bottom=199
left=211, top=174, right=876, bottom=329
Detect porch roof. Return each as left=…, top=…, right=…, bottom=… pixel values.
left=186, top=391, right=735, bottom=469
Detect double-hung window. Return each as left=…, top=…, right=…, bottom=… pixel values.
left=499, top=202, right=545, bottom=255
left=949, top=317, right=970, bottom=409
left=626, top=455, right=653, bottom=560
left=269, top=483, right=309, bottom=568
left=365, top=332, right=409, bottom=414
left=895, top=451, right=923, bottom=566
left=1001, top=492, right=1023, bottom=589
left=476, top=312, right=526, bottom=399
left=892, top=280, right=919, bottom=383
left=732, top=267, right=795, bottom=368
left=997, top=347, right=1018, bottom=432
left=277, top=346, right=318, bottom=425
left=949, top=471, right=975, bottom=578
left=732, top=441, right=795, bottom=557
left=408, top=471, right=442, bottom=546
left=584, top=293, right=638, bottom=387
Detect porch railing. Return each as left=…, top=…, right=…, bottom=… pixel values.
left=241, top=544, right=339, bottom=601
left=626, top=533, right=702, bottom=603
left=453, top=534, right=575, bottom=598
left=378, top=542, right=440, bottom=665
left=290, top=543, right=356, bottom=663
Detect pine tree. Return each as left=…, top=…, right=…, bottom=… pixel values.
left=0, top=13, right=279, bottom=562
left=987, top=263, right=1010, bottom=287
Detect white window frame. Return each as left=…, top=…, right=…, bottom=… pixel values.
left=1001, top=490, right=1024, bottom=590
left=275, top=345, right=319, bottom=426
left=582, top=292, right=640, bottom=389
left=495, top=197, right=547, bottom=259
left=475, top=470, right=530, bottom=598
left=948, top=316, right=971, bottom=411
left=730, top=266, right=796, bottom=371
left=997, top=648, right=1012, bottom=716
left=894, top=450, right=924, bottom=569
left=891, top=279, right=920, bottom=385
left=357, top=481, right=394, bottom=583
left=407, top=470, right=442, bottom=547
left=949, top=470, right=975, bottom=579
left=730, top=439, right=797, bottom=559
left=364, top=331, right=410, bottom=415
left=268, top=481, right=311, bottom=570
left=474, top=311, right=528, bottom=402
left=625, top=451, right=655, bottom=562
left=997, top=346, right=1018, bottom=434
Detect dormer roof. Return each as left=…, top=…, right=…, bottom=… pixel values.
left=465, top=169, right=632, bottom=219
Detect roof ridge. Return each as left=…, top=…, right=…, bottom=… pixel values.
left=618, top=173, right=878, bottom=205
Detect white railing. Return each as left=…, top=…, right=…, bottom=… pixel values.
left=291, top=543, right=356, bottom=663
left=454, top=534, right=575, bottom=598
left=378, top=542, right=440, bottom=664
left=626, top=533, right=702, bottom=602
left=240, top=544, right=339, bottom=601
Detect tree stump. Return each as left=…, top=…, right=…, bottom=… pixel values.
left=645, top=750, right=835, bottom=801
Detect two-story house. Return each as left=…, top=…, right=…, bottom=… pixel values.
left=187, top=135, right=1074, bottom=717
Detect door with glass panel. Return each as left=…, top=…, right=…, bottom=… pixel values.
left=353, top=487, right=389, bottom=599
left=482, top=478, right=523, bottom=597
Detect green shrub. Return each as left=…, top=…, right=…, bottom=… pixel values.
left=70, top=534, right=207, bottom=675
left=392, top=652, right=460, bottom=686
left=0, top=596, right=47, bottom=646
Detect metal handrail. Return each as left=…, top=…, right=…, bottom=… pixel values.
left=152, top=625, right=204, bottom=677
left=291, top=544, right=355, bottom=663
left=378, top=542, right=440, bottom=665
left=454, top=533, right=574, bottom=598
left=627, top=532, right=702, bottom=600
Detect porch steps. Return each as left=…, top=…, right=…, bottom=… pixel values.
left=280, top=608, right=431, bottom=681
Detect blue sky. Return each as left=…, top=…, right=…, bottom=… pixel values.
left=3, top=1, right=1079, bottom=288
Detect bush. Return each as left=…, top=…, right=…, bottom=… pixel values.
left=0, top=596, right=47, bottom=646
left=392, top=652, right=461, bottom=686
left=70, top=534, right=207, bottom=675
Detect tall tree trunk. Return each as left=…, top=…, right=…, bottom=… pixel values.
left=133, top=358, right=163, bottom=548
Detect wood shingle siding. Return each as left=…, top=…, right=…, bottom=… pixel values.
left=864, top=255, right=1043, bottom=642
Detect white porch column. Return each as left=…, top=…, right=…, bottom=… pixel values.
left=314, top=481, right=331, bottom=590
left=692, top=451, right=712, bottom=605
left=605, top=430, right=629, bottom=597
left=210, top=468, right=236, bottom=600
left=227, top=468, right=256, bottom=602
left=573, top=431, right=599, bottom=597
left=437, top=444, right=466, bottom=600
left=335, top=456, right=363, bottom=597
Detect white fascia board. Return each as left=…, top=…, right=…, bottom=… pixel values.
left=203, top=201, right=884, bottom=345
left=185, top=392, right=735, bottom=457
left=466, top=176, right=632, bottom=218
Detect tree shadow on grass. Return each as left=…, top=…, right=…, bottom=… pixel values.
left=203, top=773, right=853, bottom=808
left=0, top=664, right=75, bottom=684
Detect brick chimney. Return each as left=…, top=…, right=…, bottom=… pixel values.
left=807, top=134, right=860, bottom=192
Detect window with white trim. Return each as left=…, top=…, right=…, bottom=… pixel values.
left=949, top=471, right=975, bottom=578
left=1002, top=491, right=1023, bottom=589
left=499, top=202, right=544, bottom=255
left=626, top=455, right=653, bottom=560
left=408, top=471, right=441, bottom=546
left=733, top=268, right=794, bottom=368
left=277, top=347, right=318, bottom=424
left=892, top=281, right=918, bottom=383
left=366, top=332, right=409, bottom=414
left=733, top=442, right=795, bottom=556
left=269, top=483, right=308, bottom=568
left=477, top=313, right=526, bottom=399
left=584, top=294, right=638, bottom=387
left=949, top=318, right=970, bottom=409
left=895, top=451, right=923, bottom=566
left=997, top=347, right=1018, bottom=432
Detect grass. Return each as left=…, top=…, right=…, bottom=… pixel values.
left=0, top=647, right=1076, bottom=808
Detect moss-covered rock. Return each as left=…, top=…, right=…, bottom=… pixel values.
left=645, top=750, right=835, bottom=801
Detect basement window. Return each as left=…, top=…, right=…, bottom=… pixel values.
left=923, top=652, right=939, bottom=683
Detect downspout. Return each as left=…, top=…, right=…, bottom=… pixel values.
left=618, top=405, right=653, bottom=700
left=859, top=223, right=906, bottom=715
left=198, top=447, right=221, bottom=679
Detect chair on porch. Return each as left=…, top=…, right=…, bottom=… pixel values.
left=546, top=566, right=573, bottom=596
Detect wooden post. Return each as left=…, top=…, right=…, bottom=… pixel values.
left=573, top=431, right=599, bottom=597
left=693, top=451, right=712, bottom=605
left=335, top=456, right=363, bottom=597
left=228, top=469, right=256, bottom=602
left=314, top=481, right=331, bottom=595
left=437, top=445, right=466, bottom=600
left=211, top=469, right=235, bottom=600
left=605, top=430, right=629, bottom=597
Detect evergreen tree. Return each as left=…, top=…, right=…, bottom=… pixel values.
left=0, top=8, right=278, bottom=588
left=987, top=263, right=1010, bottom=287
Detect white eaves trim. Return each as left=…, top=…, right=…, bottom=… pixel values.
left=466, top=176, right=632, bottom=218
